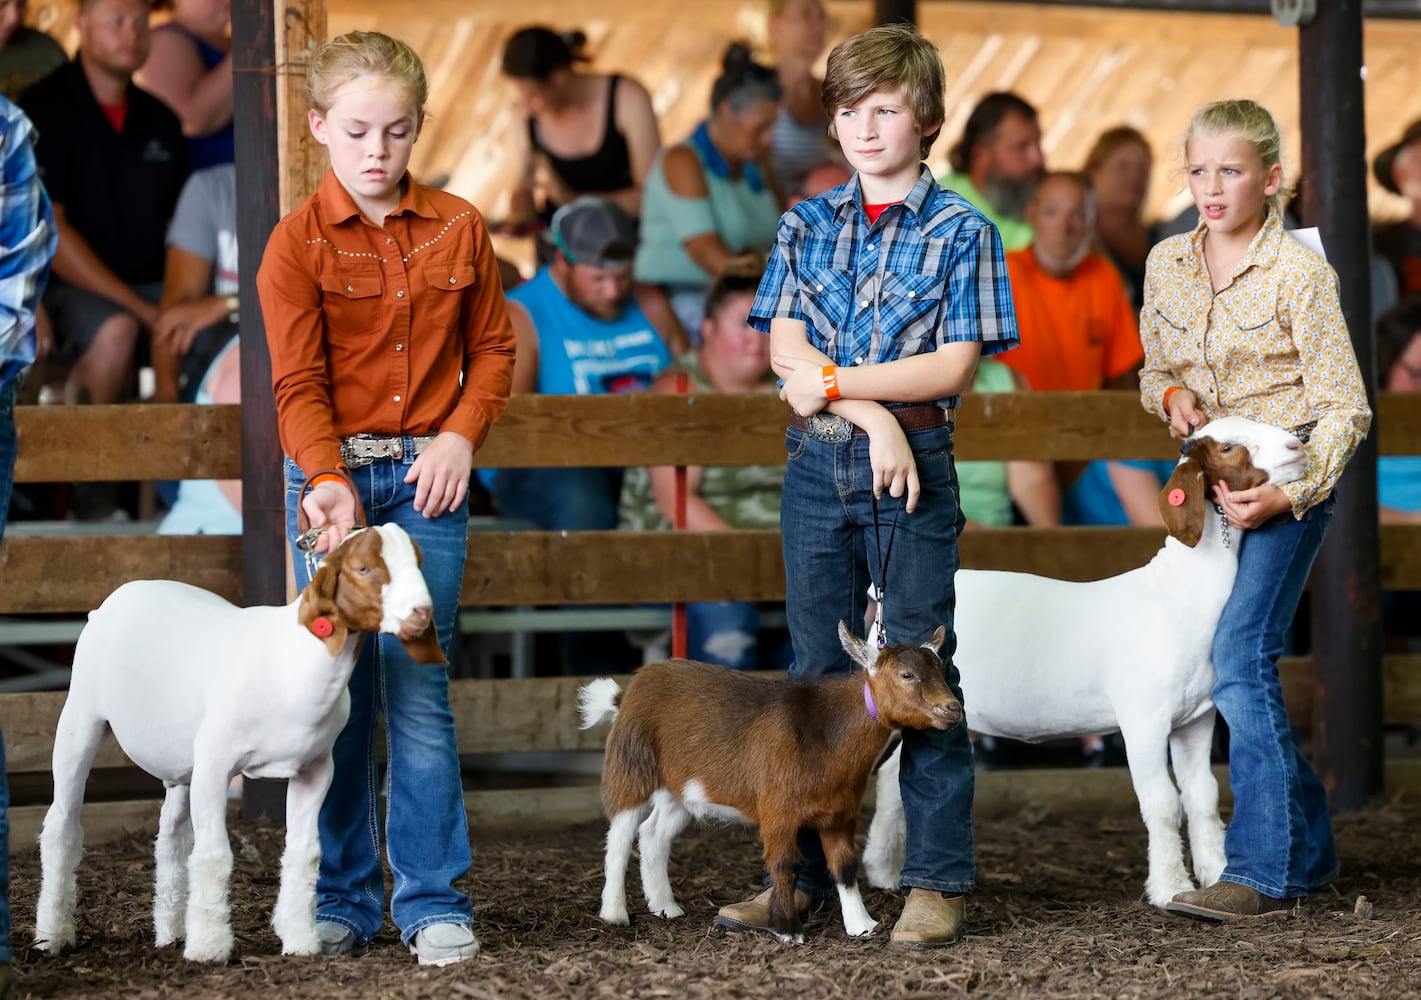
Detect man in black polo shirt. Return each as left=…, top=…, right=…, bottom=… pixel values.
left=20, top=0, right=187, bottom=410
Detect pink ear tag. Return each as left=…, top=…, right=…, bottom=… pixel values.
left=311, top=616, right=335, bottom=638
left=1168, top=488, right=1187, bottom=507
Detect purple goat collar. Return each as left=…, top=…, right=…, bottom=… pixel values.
left=864, top=680, right=880, bottom=724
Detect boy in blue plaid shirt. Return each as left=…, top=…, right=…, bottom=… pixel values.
left=716, top=25, right=1018, bottom=947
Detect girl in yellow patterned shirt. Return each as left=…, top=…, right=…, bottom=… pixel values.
left=1137, top=99, right=1371, bottom=924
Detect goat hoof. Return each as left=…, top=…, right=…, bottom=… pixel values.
left=844, top=920, right=879, bottom=938
left=33, top=933, right=74, bottom=954
left=182, top=934, right=234, bottom=964
left=600, top=907, right=631, bottom=927
left=773, top=931, right=806, bottom=945
left=651, top=903, right=685, bottom=920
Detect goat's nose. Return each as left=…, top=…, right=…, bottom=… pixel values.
left=401, top=605, right=433, bottom=637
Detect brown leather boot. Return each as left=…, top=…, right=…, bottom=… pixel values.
left=891, top=888, right=965, bottom=947
left=714, top=887, right=819, bottom=936
left=1166, top=882, right=1294, bottom=923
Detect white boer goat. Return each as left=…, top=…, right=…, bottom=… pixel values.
left=34, top=524, right=444, bottom=963
left=863, top=416, right=1309, bottom=907
left=579, top=622, right=962, bottom=943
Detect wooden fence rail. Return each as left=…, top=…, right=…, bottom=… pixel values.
left=4, top=391, right=1420, bottom=841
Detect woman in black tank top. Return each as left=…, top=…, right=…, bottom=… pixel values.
left=502, top=27, right=662, bottom=226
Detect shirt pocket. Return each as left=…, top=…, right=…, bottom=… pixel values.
left=423, top=259, right=476, bottom=331
left=1235, top=306, right=1280, bottom=334
left=880, top=271, right=946, bottom=346
left=799, top=265, right=851, bottom=346
left=319, top=270, right=384, bottom=338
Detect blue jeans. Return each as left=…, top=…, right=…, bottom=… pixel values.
left=492, top=466, right=622, bottom=531
left=1, top=378, right=15, bottom=964
left=1213, top=494, right=1338, bottom=899
left=778, top=420, right=974, bottom=896
left=685, top=601, right=793, bottom=671
left=285, top=453, right=473, bottom=945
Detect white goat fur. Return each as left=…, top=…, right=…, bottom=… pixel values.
left=34, top=524, right=441, bottom=963
left=864, top=417, right=1308, bottom=907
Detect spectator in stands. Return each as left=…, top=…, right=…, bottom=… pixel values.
left=0, top=93, right=57, bottom=1000
left=486, top=197, right=683, bottom=532
left=20, top=0, right=189, bottom=413
left=785, top=158, right=852, bottom=207
left=940, top=91, right=1044, bottom=251
left=764, top=0, right=841, bottom=196
left=501, top=26, right=661, bottom=227
left=151, top=163, right=237, bottom=403
left=1376, top=296, right=1421, bottom=650
left=636, top=42, right=782, bottom=335
left=618, top=263, right=791, bottom=671
left=1084, top=125, right=1160, bottom=311
left=152, top=162, right=239, bottom=534
left=134, top=0, right=232, bottom=169
left=1374, top=119, right=1421, bottom=298
left=0, top=0, right=66, bottom=101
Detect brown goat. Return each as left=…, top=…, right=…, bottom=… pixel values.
left=578, top=621, right=962, bottom=943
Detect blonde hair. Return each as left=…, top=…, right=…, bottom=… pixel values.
left=822, top=24, right=945, bottom=159
left=307, top=31, right=429, bottom=118
left=1181, top=99, right=1287, bottom=217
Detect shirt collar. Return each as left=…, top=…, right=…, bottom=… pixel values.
left=1179, top=206, right=1285, bottom=283
left=317, top=169, right=435, bottom=226
left=690, top=121, right=763, bottom=193
left=827, top=163, right=936, bottom=224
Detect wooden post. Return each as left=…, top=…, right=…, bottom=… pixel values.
left=231, top=0, right=324, bottom=822
left=1298, top=0, right=1384, bottom=809
left=274, top=0, right=328, bottom=212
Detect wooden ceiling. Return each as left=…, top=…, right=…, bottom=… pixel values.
left=323, top=0, right=1421, bottom=233
left=26, top=1, right=1421, bottom=227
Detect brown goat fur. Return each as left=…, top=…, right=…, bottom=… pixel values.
left=583, top=622, right=962, bottom=942
left=1159, top=435, right=1271, bottom=547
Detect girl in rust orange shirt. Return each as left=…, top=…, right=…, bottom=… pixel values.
left=256, top=31, right=515, bottom=966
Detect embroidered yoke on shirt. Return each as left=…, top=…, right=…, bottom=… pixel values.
left=749, top=164, right=1018, bottom=410
left=1138, top=208, right=1371, bottom=517
left=257, top=169, right=517, bottom=476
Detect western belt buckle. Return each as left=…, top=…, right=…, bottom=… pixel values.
left=805, top=412, right=854, bottom=442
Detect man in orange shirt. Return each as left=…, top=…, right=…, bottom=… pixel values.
left=1001, top=171, right=1142, bottom=392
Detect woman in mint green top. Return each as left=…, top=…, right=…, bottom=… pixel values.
left=634, top=43, right=782, bottom=335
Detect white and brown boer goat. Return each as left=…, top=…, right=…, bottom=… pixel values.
left=578, top=622, right=962, bottom=943
left=34, top=524, right=444, bottom=963
left=862, top=416, right=1309, bottom=908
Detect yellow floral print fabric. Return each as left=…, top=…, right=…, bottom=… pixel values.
left=1138, top=209, right=1372, bottom=517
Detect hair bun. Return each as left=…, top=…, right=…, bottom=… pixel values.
left=722, top=41, right=754, bottom=72
left=560, top=29, right=589, bottom=58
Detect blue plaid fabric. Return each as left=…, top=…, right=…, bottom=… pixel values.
left=0, top=96, right=55, bottom=387
left=749, top=163, right=1018, bottom=408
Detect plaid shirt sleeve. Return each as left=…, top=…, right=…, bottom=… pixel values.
left=942, top=220, right=1018, bottom=355
left=748, top=214, right=804, bottom=333
left=0, top=98, right=57, bottom=386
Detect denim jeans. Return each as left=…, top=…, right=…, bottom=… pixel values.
left=1, top=378, right=15, bottom=964
left=1213, top=493, right=1338, bottom=899
left=685, top=601, right=793, bottom=671
left=491, top=466, right=622, bottom=532
left=285, top=452, right=473, bottom=945
left=777, top=420, right=974, bottom=896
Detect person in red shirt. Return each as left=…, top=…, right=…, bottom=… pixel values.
left=1001, top=170, right=1143, bottom=394
left=256, top=30, right=515, bottom=967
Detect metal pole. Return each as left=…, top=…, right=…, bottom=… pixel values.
left=232, top=0, right=291, bottom=822
left=1298, top=0, right=1384, bottom=809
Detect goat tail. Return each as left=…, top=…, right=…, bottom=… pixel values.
left=578, top=678, right=623, bottom=730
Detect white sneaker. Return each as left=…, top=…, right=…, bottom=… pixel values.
left=315, top=921, right=367, bottom=957
left=409, top=923, right=480, bottom=966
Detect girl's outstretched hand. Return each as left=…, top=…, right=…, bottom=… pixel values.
left=302, top=481, right=359, bottom=553
left=405, top=432, right=474, bottom=517
left=1166, top=388, right=1208, bottom=439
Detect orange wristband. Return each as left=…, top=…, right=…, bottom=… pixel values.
left=1162, top=386, right=1181, bottom=413
left=311, top=473, right=349, bottom=490
left=822, top=365, right=841, bottom=401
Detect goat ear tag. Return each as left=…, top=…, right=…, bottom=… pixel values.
left=310, top=616, right=335, bottom=638
left=1168, top=488, right=1187, bottom=507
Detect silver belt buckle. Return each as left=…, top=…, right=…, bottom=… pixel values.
left=805, top=413, right=854, bottom=443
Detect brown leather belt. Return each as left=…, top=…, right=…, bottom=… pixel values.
left=788, top=404, right=950, bottom=437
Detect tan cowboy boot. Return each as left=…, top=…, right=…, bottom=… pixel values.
left=891, top=888, right=965, bottom=947
left=714, top=887, right=820, bottom=935
left=1166, top=882, right=1293, bottom=923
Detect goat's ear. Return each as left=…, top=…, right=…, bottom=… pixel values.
left=400, top=626, right=446, bottom=666
left=1159, top=458, right=1207, bottom=548
left=838, top=619, right=879, bottom=674
left=297, top=548, right=352, bottom=656
left=922, top=625, right=947, bottom=657
left=410, top=537, right=424, bottom=567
